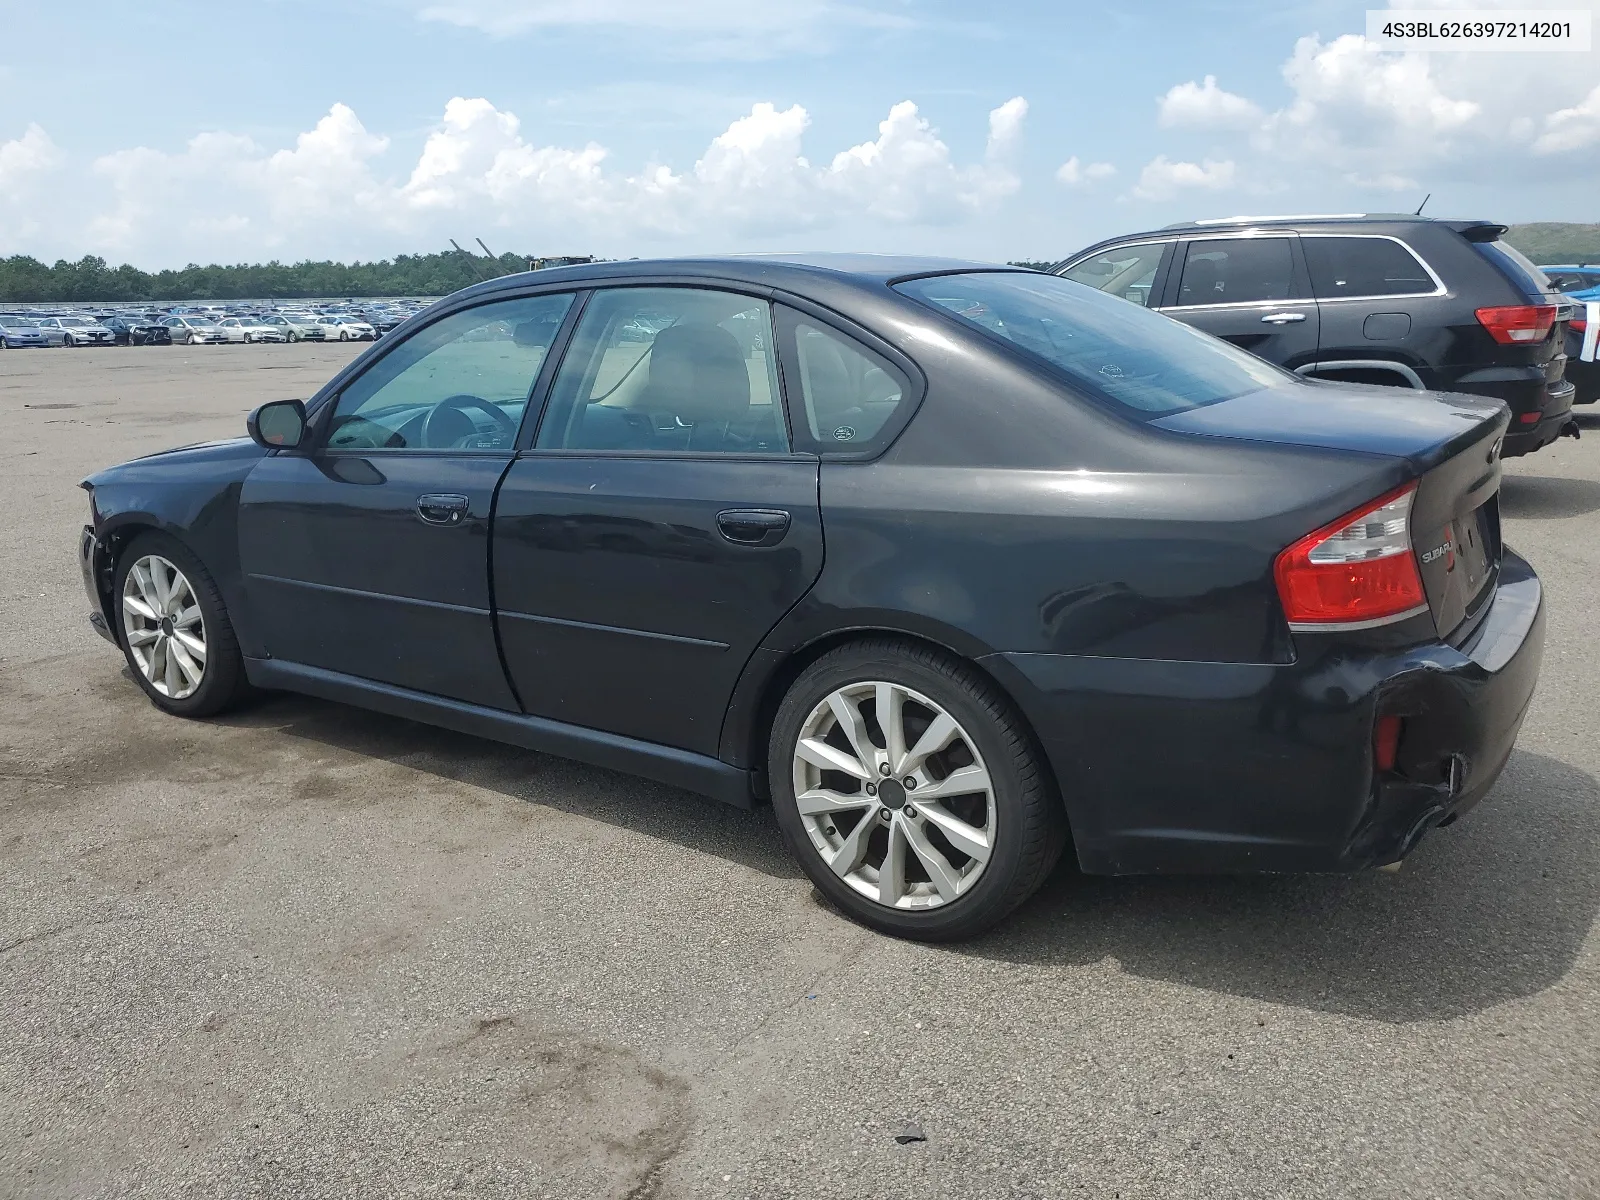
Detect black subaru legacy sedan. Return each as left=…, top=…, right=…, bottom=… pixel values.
left=78, top=255, right=1544, bottom=940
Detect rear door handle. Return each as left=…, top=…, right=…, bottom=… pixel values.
left=416, top=493, right=469, bottom=526
left=1261, top=312, right=1308, bottom=324
left=716, top=508, right=791, bottom=547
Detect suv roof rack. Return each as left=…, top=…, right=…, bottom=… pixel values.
left=1162, top=213, right=1370, bottom=229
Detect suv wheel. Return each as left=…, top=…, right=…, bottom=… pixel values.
left=768, top=639, right=1066, bottom=941
left=114, top=532, right=249, bottom=718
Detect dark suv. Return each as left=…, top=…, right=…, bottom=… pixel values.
left=1055, top=215, right=1579, bottom=457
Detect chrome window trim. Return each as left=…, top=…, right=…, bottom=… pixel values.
left=1055, top=239, right=1175, bottom=273
left=1299, top=232, right=1447, bottom=301
left=1157, top=298, right=1315, bottom=314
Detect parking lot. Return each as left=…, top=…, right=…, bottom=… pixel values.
left=2, top=344, right=1598, bottom=1198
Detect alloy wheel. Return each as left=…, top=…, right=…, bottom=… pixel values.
left=792, top=680, right=996, bottom=910
left=121, top=554, right=207, bottom=700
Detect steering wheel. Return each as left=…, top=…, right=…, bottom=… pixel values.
left=421, top=394, right=517, bottom=449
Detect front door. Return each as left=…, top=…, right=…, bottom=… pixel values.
left=1159, top=235, right=1320, bottom=371
left=493, top=285, right=824, bottom=756
left=238, top=292, right=576, bottom=707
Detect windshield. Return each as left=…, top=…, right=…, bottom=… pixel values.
left=60, top=318, right=97, bottom=327
left=894, top=271, right=1287, bottom=417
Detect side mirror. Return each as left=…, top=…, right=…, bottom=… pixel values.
left=247, top=398, right=307, bottom=449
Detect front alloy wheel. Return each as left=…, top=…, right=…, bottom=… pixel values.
left=121, top=554, right=206, bottom=699
left=793, top=681, right=995, bottom=910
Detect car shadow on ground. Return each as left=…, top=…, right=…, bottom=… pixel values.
left=1500, top=473, right=1600, bottom=519
left=212, top=688, right=803, bottom=882
left=211, top=687, right=1596, bottom=1024
left=960, top=750, right=1600, bottom=1023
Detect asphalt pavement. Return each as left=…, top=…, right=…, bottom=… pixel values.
left=2, top=342, right=1597, bottom=1199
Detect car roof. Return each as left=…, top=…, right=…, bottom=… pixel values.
left=455, top=252, right=1018, bottom=298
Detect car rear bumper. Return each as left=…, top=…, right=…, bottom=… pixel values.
left=984, top=549, right=1545, bottom=876
left=1450, top=364, right=1575, bottom=455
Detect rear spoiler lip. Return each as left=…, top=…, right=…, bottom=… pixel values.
left=1442, top=220, right=1509, bottom=243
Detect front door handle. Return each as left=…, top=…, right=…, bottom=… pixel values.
left=1261, top=312, right=1308, bottom=324
left=416, top=493, right=470, bottom=526
left=716, top=508, right=791, bottom=547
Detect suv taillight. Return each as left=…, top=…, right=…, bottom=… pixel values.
left=1274, top=485, right=1427, bottom=630
left=1475, top=304, right=1557, bottom=344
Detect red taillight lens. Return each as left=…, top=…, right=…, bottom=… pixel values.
left=1518, top=411, right=1541, bottom=424
left=1475, top=304, right=1557, bottom=344
left=1274, top=484, right=1427, bottom=629
left=1572, top=316, right=1588, bottom=333
left=1373, top=715, right=1404, bottom=772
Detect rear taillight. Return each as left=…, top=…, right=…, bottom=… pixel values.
left=1475, top=304, right=1557, bottom=344
left=1572, top=316, right=1588, bottom=334
left=1274, top=485, right=1428, bottom=631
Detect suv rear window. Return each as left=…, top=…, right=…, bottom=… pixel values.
left=1474, top=239, right=1553, bottom=299
left=894, top=271, right=1287, bottom=418
left=1304, top=236, right=1436, bottom=298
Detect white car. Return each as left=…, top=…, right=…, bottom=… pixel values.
left=258, top=313, right=326, bottom=342
left=216, top=317, right=287, bottom=344
left=316, top=315, right=376, bottom=342
left=38, top=316, right=115, bottom=347
left=161, top=316, right=229, bottom=345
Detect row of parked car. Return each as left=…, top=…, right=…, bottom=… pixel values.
left=1050, top=213, right=1594, bottom=457
left=0, top=299, right=435, bottom=350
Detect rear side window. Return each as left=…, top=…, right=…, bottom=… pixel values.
left=1304, top=236, right=1436, bottom=298
left=895, top=270, right=1286, bottom=419
left=1173, top=238, right=1294, bottom=306
left=778, top=313, right=910, bottom=453
left=1059, top=242, right=1170, bottom=307
left=1474, top=239, right=1553, bottom=298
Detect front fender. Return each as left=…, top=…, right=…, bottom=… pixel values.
left=84, top=438, right=267, bottom=656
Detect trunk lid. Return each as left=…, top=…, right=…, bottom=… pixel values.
left=1154, top=378, right=1510, bottom=641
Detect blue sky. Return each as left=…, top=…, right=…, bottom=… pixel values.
left=1, top=0, right=1596, bottom=267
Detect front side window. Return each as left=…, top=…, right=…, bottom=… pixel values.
left=325, top=292, right=573, bottom=452
left=895, top=270, right=1286, bottom=418
left=1059, top=242, right=1170, bottom=307
left=1304, top=236, right=1436, bottom=298
left=536, top=287, right=788, bottom=455
left=1173, top=237, right=1294, bottom=307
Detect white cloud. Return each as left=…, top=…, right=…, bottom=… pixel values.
left=0, top=123, right=63, bottom=185
left=1132, top=156, right=1235, bottom=201
left=1157, top=76, right=1263, bottom=130
left=0, top=124, right=67, bottom=247
left=1055, top=156, right=1115, bottom=186
left=1535, top=84, right=1600, bottom=155
left=21, top=94, right=1027, bottom=265
left=413, top=0, right=912, bottom=56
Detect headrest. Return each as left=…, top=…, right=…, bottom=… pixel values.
left=643, top=324, right=750, bottom=424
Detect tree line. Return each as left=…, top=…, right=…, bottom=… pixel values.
left=2, top=224, right=1587, bottom=303
left=0, top=251, right=539, bottom=304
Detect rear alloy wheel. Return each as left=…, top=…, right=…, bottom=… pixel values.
left=114, top=532, right=247, bottom=717
left=769, top=640, right=1066, bottom=941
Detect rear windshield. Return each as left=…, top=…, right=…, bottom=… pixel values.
left=894, top=270, right=1287, bottom=418
left=1474, top=240, right=1553, bottom=299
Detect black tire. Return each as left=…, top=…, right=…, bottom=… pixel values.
left=64, top=334, right=75, bottom=347
left=112, top=530, right=249, bottom=718
left=768, top=638, right=1067, bottom=941
left=289, top=331, right=299, bottom=343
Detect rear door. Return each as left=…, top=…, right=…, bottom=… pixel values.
left=1159, top=234, right=1319, bottom=370
left=1302, top=232, right=1447, bottom=385
left=493, top=285, right=823, bottom=757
